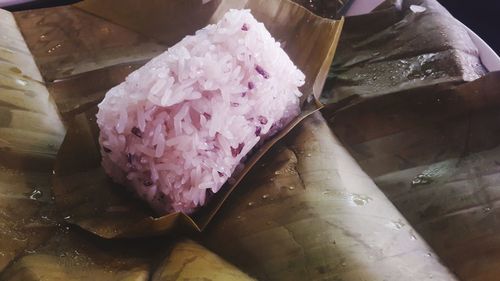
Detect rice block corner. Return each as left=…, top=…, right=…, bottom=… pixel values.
left=96, top=9, right=305, bottom=214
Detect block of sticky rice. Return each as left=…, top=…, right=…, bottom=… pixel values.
left=96, top=9, right=305, bottom=214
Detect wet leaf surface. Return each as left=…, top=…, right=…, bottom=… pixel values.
left=329, top=72, right=500, bottom=281
left=323, top=0, right=487, bottom=104
left=31, top=0, right=343, bottom=238
left=0, top=9, right=65, bottom=272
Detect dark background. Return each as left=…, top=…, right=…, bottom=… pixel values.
left=3, top=0, right=500, bottom=55
left=438, top=0, right=500, bottom=55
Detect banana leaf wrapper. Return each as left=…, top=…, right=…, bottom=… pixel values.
left=328, top=72, right=500, bottom=281
left=0, top=227, right=155, bottom=281
left=22, top=0, right=345, bottom=238
left=0, top=230, right=253, bottom=281
left=13, top=5, right=165, bottom=82
left=75, top=0, right=344, bottom=102
left=199, top=112, right=457, bottom=281
left=152, top=240, right=255, bottom=281
left=0, top=9, right=65, bottom=271
left=322, top=0, right=487, bottom=104
left=291, top=0, right=353, bottom=19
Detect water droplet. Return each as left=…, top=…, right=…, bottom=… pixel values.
left=288, top=186, right=295, bottom=190
left=39, top=34, right=48, bottom=42
left=410, top=235, right=417, bottom=240
left=341, top=262, right=347, bottom=267
left=351, top=194, right=372, bottom=206
left=29, top=189, right=43, bottom=200
left=306, top=153, right=312, bottom=157
left=392, top=220, right=405, bottom=229
left=262, top=194, right=269, bottom=199
left=64, top=215, right=71, bottom=220
left=426, top=252, right=432, bottom=257
left=483, top=207, right=492, bottom=213
left=247, top=201, right=255, bottom=207
left=411, top=174, right=433, bottom=187
left=15, top=79, right=28, bottom=86
left=52, top=170, right=56, bottom=175
left=274, top=171, right=281, bottom=175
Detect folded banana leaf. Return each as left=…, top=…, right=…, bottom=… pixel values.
left=322, top=0, right=487, bottom=104
left=0, top=9, right=65, bottom=272
left=0, top=228, right=155, bottom=281
left=25, top=0, right=344, bottom=238
left=328, top=72, right=500, bottom=281
left=152, top=240, right=255, bottom=281
left=14, top=5, right=165, bottom=82
left=292, top=0, right=353, bottom=19
left=199, top=112, right=458, bottom=280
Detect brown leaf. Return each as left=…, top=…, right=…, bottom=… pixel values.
left=0, top=9, right=65, bottom=272
left=14, top=6, right=165, bottom=82
left=152, top=240, right=255, bottom=281
left=199, top=113, right=458, bottom=280
left=40, top=0, right=342, bottom=238
left=328, top=72, right=500, bottom=281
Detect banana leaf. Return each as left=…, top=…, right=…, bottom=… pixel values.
left=322, top=0, right=487, bottom=104
left=328, top=72, right=500, bottom=281
left=19, top=0, right=344, bottom=238
left=292, top=0, right=353, bottom=19
left=0, top=227, right=159, bottom=281
left=13, top=5, right=165, bottom=82
left=199, top=112, right=458, bottom=280
left=152, top=240, right=255, bottom=281
left=0, top=10, right=253, bottom=274
left=75, top=0, right=343, bottom=101
left=0, top=8, right=65, bottom=272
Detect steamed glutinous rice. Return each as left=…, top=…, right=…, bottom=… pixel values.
left=96, top=9, right=305, bottom=214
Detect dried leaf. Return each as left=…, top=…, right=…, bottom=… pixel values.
left=152, top=240, right=255, bottom=281
left=292, top=0, right=353, bottom=19
left=75, top=0, right=344, bottom=100
left=200, top=113, right=458, bottom=280
left=322, top=0, right=486, bottom=104
left=40, top=0, right=343, bottom=238
left=328, top=72, right=500, bottom=281
left=0, top=228, right=162, bottom=281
